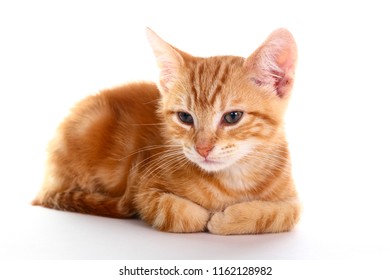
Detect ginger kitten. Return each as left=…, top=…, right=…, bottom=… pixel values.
left=33, top=28, right=300, bottom=235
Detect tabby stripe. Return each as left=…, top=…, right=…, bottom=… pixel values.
left=189, top=65, right=198, bottom=103
left=197, top=62, right=205, bottom=98
left=255, top=211, right=278, bottom=232
left=210, top=60, right=222, bottom=82
left=247, top=111, right=277, bottom=126
left=158, top=197, right=174, bottom=231
left=44, top=190, right=126, bottom=218
left=208, top=59, right=223, bottom=103
left=209, top=62, right=229, bottom=105
left=189, top=62, right=204, bottom=105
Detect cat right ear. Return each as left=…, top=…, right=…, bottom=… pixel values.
left=146, top=28, right=184, bottom=93
left=244, top=28, right=298, bottom=98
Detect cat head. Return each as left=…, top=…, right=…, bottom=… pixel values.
left=147, top=28, right=297, bottom=173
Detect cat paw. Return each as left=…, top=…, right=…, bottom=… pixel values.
left=208, top=200, right=300, bottom=234
left=207, top=205, right=250, bottom=235
left=207, top=212, right=226, bottom=235
left=153, top=193, right=210, bottom=233
left=207, top=210, right=238, bottom=235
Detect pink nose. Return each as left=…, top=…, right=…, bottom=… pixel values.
left=195, top=145, right=214, bottom=158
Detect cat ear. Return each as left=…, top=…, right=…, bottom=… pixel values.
left=146, top=28, right=185, bottom=93
left=244, top=28, right=297, bottom=98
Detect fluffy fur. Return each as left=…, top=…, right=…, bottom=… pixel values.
left=33, top=28, right=300, bottom=235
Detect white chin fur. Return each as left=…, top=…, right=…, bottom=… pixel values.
left=184, top=152, right=241, bottom=173
left=194, top=160, right=233, bottom=172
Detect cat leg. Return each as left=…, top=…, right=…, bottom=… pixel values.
left=207, top=199, right=300, bottom=235
left=135, top=190, right=210, bottom=233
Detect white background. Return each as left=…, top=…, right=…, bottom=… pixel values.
left=1, top=0, right=390, bottom=263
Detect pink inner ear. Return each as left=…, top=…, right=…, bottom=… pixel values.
left=250, top=77, right=263, bottom=86
left=158, top=58, right=178, bottom=92
left=245, top=29, right=297, bottom=98
left=247, top=52, right=295, bottom=98
left=274, top=74, right=292, bottom=98
left=146, top=28, right=184, bottom=93
left=274, top=56, right=295, bottom=98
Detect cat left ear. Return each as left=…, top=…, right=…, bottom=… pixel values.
left=146, top=28, right=184, bottom=93
left=244, top=28, right=297, bottom=98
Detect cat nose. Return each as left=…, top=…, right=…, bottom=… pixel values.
left=195, top=144, right=214, bottom=158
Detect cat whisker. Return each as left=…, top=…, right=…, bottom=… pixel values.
left=145, top=157, right=187, bottom=183
left=128, top=150, right=180, bottom=175
left=140, top=152, right=187, bottom=184
left=126, top=123, right=166, bottom=126
left=241, top=152, right=291, bottom=177
left=243, top=153, right=289, bottom=167
left=170, top=158, right=190, bottom=173
left=142, top=98, right=160, bottom=105
left=117, top=144, right=182, bottom=161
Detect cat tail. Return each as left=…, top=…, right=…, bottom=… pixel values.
left=32, top=190, right=134, bottom=219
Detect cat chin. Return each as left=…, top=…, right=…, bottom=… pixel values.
left=184, top=151, right=247, bottom=173
left=193, top=159, right=234, bottom=173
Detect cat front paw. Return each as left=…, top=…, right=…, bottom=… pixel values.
left=207, top=208, right=240, bottom=235
left=208, top=200, right=301, bottom=234
left=152, top=193, right=210, bottom=233
left=207, top=204, right=253, bottom=235
left=207, top=211, right=226, bottom=235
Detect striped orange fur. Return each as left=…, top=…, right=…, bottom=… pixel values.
left=33, top=28, right=300, bottom=234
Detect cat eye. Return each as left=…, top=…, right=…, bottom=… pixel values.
left=222, top=111, right=243, bottom=125
left=177, top=112, right=194, bottom=125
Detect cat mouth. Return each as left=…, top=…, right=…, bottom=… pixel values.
left=202, top=158, right=220, bottom=164
left=196, top=158, right=230, bottom=172
left=201, top=158, right=222, bottom=164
